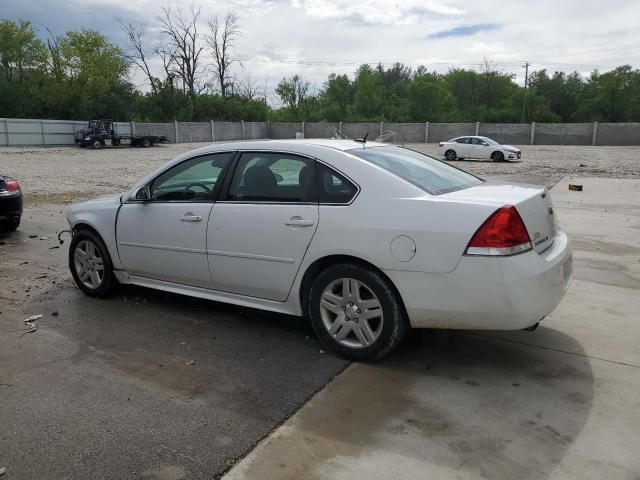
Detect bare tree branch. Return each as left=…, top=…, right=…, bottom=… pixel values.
left=157, top=5, right=204, bottom=94
left=117, top=18, right=158, bottom=94
left=205, top=11, right=240, bottom=97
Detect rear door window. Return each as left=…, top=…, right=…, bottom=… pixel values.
left=226, top=152, right=316, bottom=202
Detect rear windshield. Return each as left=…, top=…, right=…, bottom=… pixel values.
left=349, top=146, right=483, bottom=195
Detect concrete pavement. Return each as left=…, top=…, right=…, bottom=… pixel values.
left=223, top=176, right=640, bottom=480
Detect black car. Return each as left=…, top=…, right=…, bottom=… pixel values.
left=0, top=175, right=22, bottom=231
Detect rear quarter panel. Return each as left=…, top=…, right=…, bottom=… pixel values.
left=301, top=150, right=498, bottom=274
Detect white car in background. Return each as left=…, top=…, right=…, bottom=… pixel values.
left=65, top=139, right=571, bottom=361
left=439, top=136, right=522, bottom=162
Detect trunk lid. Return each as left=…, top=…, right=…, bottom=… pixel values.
left=441, top=181, right=557, bottom=253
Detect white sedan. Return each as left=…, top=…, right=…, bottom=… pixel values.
left=439, top=136, right=522, bottom=161
left=65, top=139, right=571, bottom=361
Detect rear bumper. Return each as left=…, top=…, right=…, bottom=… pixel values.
left=387, top=230, right=572, bottom=330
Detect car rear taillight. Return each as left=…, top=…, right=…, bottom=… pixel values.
left=6, top=179, right=20, bottom=192
left=465, top=205, right=532, bottom=256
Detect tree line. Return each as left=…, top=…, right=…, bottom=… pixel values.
left=1, top=15, right=639, bottom=124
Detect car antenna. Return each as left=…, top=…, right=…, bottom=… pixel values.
left=354, top=132, right=368, bottom=147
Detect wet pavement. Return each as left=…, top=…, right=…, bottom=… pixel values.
left=0, top=208, right=347, bottom=479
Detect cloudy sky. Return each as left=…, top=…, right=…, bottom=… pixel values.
left=2, top=0, right=639, bottom=102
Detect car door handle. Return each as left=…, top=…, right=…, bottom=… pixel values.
left=181, top=213, right=202, bottom=222
left=285, top=217, right=314, bottom=227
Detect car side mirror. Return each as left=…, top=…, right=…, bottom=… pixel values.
left=134, top=185, right=151, bottom=201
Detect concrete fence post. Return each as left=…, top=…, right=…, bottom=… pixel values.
left=40, top=120, right=46, bottom=146
left=174, top=120, right=179, bottom=143
left=266, top=121, right=270, bottom=139
left=425, top=122, right=430, bottom=143
left=339, top=121, right=343, bottom=135
left=301, top=121, right=305, bottom=138
left=132, top=121, right=136, bottom=136
left=379, top=122, right=384, bottom=138
left=241, top=120, right=245, bottom=140
left=592, top=122, right=599, bottom=146
left=210, top=120, right=215, bottom=142
left=530, top=122, right=536, bottom=145
left=3, top=119, right=8, bottom=146
left=475, top=122, right=480, bottom=136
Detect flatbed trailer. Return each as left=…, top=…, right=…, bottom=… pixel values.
left=75, top=119, right=170, bottom=149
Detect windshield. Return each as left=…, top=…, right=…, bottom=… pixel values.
left=349, top=146, right=483, bottom=195
left=480, top=137, right=499, bottom=145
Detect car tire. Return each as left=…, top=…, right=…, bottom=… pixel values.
left=444, top=149, right=457, bottom=161
left=308, top=263, right=408, bottom=362
left=141, top=138, right=151, bottom=148
left=0, top=215, right=20, bottom=232
left=92, top=139, right=102, bottom=149
left=69, top=229, right=117, bottom=297
left=491, top=151, right=504, bottom=162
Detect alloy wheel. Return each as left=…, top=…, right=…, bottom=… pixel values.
left=73, top=239, right=105, bottom=289
left=319, top=277, right=384, bottom=348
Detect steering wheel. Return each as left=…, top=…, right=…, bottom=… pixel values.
left=184, top=182, right=211, bottom=193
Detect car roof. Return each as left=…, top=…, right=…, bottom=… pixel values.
left=190, top=138, right=390, bottom=155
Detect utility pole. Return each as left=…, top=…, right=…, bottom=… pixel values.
left=521, top=61, right=530, bottom=123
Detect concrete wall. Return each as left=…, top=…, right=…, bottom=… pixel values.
left=0, top=118, right=89, bottom=145
left=535, top=123, right=593, bottom=145
left=244, top=122, right=268, bottom=140
left=3, top=118, right=640, bottom=147
left=385, top=123, right=426, bottom=143
left=341, top=123, right=380, bottom=140
left=479, top=123, right=531, bottom=145
left=269, top=123, right=301, bottom=139
left=428, top=123, right=476, bottom=142
left=597, top=123, right=640, bottom=145
left=177, top=122, right=211, bottom=143
left=305, top=122, right=339, bottom=138
left=134, top=122, right=175, bottom=143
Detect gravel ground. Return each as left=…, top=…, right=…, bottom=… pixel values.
left=0, top=143, right=639, bottom=205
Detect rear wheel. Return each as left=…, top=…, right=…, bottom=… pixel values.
left=69, top=229, right=117, bottom=297
left=92, top=139, right=102, bottom=149
left=444, top=149, right=457, bottom=161
left=141, top=138, right=151, bottom=148
left=491, top=151, right=504, bottom=162
left=308, top=263, right=408, bottom=362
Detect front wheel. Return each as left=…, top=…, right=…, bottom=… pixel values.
left=308, top=263, right=408, bottom=362
left=69, top=229, right=117, bottom=297
left=92, top=139, right=102, bottom=149
left=444, top=149, right=457, bottom=161
left=491, top=151, right=505, bottom=162
left=141, top=138, right=151, bottom=148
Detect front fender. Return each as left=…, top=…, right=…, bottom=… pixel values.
left=66, top=196, right=123, bottom=269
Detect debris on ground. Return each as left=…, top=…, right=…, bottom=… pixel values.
left=51, top=311, right=59, bottom=317
left=569, top=184, right=583, bottom=191
left=39, top=237, right=48, bottom=241
left=187, top=360, right=195, bottom=366
left=0, top=466, right=6, bottom=476
left=48, top=245, right=60, bottom=250
left=29, top=234, right=37, bottom=239
left=21, top=314, right=43, bottom=336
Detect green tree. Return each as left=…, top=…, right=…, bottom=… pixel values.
left=0, top=20, right=47, bottom=82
